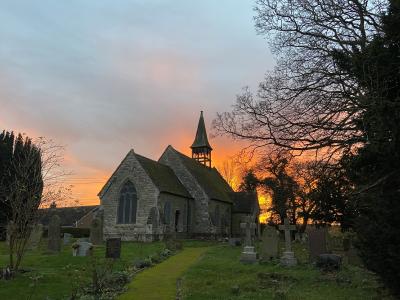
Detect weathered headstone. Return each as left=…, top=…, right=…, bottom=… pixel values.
left=105, top=238, right=121, bottom=259
left=63, top=233, right=72, bottom=245
left=89, top=216, right=103, bottom=245
left=72, top=241, right=93, bottom=257
left=27, top=223, right=43, bottom=249
left=47, top=215, right=61, bottom=252
left=279, top=218, right=297, bottom=266
left=240, top=216, right=258, bottom=263
left=261, top=226, right=279, bottom=260
left=308, top=228, right=328, bottom=262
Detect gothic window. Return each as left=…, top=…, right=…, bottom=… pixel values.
left=164, top=201, right=171, bottom=225
left=117, top=181, right=137, bottom=224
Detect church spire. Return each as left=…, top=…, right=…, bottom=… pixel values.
left=191, top=111, right=212, bottom=167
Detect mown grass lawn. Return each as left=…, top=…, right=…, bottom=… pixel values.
left=181, top=244, right=394, bottom=300
left=0, top=240, right=164, bottom=299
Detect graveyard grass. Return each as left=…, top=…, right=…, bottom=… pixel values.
left=181, top=243, right=394, bottom=300
left=0, top=239, right=395, bottom=299
left=0, top=240, right=165, bottom=299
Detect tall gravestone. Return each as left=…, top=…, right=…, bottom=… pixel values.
left=279, top=218, right=297, bottom=266
left=90, top=216, right=103, bottom=245
left=240, top=216, right=258, bottom=264
left=308, top=228, right=328, bottom=262
left=27, top=223, right=43, bottom=250
left=47, top=215, right=61, bottom=252
left=261, top=225, right=279, bottom=260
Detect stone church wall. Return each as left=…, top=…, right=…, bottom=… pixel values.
left=208, top=200, right=232, bottom=237
left=159, top=193, right=192, bottom=237
left=100, top=151, right=159, bottom=241
left=159, top=147, right=212, bottom=235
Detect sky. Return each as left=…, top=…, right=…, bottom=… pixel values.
left=0, top=0, right=274, bottom=206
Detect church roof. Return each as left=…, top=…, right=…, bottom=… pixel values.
left=191, top=111, right=212, bottom=150
left=134, top=154, right=192, bottom=199
left=230, top=191, right=259, bottom=214
left=169, top=147, right=233, bottom=203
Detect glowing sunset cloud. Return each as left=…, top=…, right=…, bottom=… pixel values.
left=0, top=1, right=274, bottom=210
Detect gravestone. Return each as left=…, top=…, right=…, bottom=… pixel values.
left=47, top=215, right=61, bottom=252
left=105, top=238, right=121, bottom=259
left=239, top=216, right=258, bottom=263
left=261, top=226, right=279, bottom=260
left=89, top=216, right=103, bottom=245
left=72, top=241, right=93, bottom=257
left=279, top=218, right=297, bottom=266
left=308, top=228, right=328, bottom=262
left=63, top=233, right=72, bottom=245
left=27, top=223, right=43, bottom=249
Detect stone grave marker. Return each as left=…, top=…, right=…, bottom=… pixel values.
left=72, top=241, right=93, bottom=257
left=27, top=223, right=43, bottom=249
left=261, top=225, right=279, bottom=260
left=308, top=228, right=328, bottom=262
left=89, top=216, right=103, bottom=245
left=105, top=238, right=121, bottom=259
left=279, top=218, right=297, bottom=266
left=63, top=233, right=72, bottom=245
left=47, top=215, right=61, bottom=252
left=239, top=216, right=257, bottom=264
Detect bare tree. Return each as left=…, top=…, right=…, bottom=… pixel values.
left=216, top=158, right=238, bottom=190
left=213, top=0, right=386, bottom=159
left=7, top=137, right=68, bottom=271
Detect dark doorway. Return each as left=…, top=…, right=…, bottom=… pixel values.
left=175, top=210, right=180, bottom=232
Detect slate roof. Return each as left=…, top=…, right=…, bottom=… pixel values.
left=230, top=191, right=259, bottom=214
left=191, top=111, right=212, bottom=150
left=39, top=205, right=98, bottom=227
left=135, top=154, right=192, bottom=198
left=170, top=147, right=234, bottom=203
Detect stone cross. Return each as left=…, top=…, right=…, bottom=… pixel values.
left=240, top=216, right=256, bottom=246
left=279, top=218, right=296, bottom=252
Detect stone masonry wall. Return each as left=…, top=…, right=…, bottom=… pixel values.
left=100, top=150, right=160, bottom=242
left=159, top=147, right=212, bottom=234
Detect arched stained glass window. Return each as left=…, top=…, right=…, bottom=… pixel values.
left=117, top=181, right=137, bottom=224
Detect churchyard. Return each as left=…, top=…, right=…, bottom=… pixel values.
left=0, top=225, right=394, bottom=300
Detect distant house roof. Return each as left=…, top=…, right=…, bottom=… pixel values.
left=39, top=205, right=99, bottom=227
left=230, top=191, right=259, bottom=214
left=135, top=153, right=192, bottom=199
left=168, top=146, right=234, bottom=203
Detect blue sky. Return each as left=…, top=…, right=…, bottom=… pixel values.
left=0, top=0, right=274, bottom=204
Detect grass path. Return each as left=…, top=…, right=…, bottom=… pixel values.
left=118, top=247, right=210, bottom=300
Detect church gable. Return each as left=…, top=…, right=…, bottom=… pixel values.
left=160, top=146, right=234, bottom=203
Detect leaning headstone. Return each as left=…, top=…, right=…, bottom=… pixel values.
left=240, top=216, right=258, bottom=264
left=105, top=238, right=121, bottom=259
left=63, top=233, right=72, bottom=245
left=27, top=224, right=43, bottom=249
left=279, top=218, right=297, bottom=266
left=47, top=215, right=61, bottom=252
left=308, top=228, right=328, bottom=262
left=72, top=241, right=93, bottom=257
left=261, top=226, right=279, bottom=260
left=89, top=216, right=103, bottom=245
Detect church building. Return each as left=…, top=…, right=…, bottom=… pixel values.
left=98, top=112, right=259, bottom=241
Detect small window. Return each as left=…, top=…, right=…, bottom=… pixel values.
left=117, top=181, right=137, bottom=224
left=164, top=201, right=171, bottom=225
